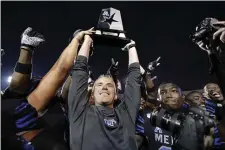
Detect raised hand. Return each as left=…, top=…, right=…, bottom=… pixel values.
left=147, top=56, right=161, bottom=71
left=71, top=27, right=95, bottom=44
left=109, top=58, right=119, bottom=75
left=194, top=19, right=225, bottom=53
left=121, top=40, right=136, bottom=51
left=21, top=27, right=45, bottom=50
left=107, top=58, right=119, bottom=80
left=213, top=21, right=225, bottom=43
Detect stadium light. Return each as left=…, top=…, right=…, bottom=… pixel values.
left=7, top=76, right=12, bottom=83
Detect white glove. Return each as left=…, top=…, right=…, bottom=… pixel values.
left=21, top=27, right=45, bottom=50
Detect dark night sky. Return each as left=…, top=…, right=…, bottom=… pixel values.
left=1, top=1, right=225, bottom=90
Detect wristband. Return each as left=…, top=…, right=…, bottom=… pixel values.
left=14, top=62, right=32, bottom=74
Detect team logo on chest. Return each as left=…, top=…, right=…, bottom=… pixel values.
left=104, top=118, right=117, bottom=127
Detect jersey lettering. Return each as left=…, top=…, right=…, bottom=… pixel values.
left=154, top=127, right=173, bottom=145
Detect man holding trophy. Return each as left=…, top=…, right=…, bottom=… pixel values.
left=68, top=8, right=141, bottom=150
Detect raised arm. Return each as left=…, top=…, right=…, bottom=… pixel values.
left=195, top=20, right=225, bottom=97
left=68, top=31, right=94, bottom=122
left=6, top=27, right=44, bottom=96
left=27, top=29, right=93, bottom=112
left=60, top=29, right=94, bottom=103
left=193, top=19, right=225, bottom=149
left=122, top=40, right=141, bottom=123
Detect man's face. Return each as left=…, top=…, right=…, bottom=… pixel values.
left=93, top=76, right=117, bottom=107
left=158, top=83, right=183, bottom=110
left=204, top=83, right=224, bottom=101
left=186, top=92, right=205, bottom=107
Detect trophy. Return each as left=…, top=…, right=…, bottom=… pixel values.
left=93, top=8, right=130, bottom=47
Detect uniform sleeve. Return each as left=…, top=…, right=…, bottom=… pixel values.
left=67, top=56, right=89, bottom=123
left=123, top=62, right=141, bottom=123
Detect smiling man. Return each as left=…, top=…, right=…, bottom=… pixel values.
left=185, top=91, right=205, bottom=107
left=136, top=83, right=184, bottom=150
left=68, top=32, right=141, bottom=150
left=158, top=83, right=184, bottom=110
left=92, top=75, right=117, bottom=108
left=203, top=83, right=225, bottom=149
left=203, top=83, right=224, bottom=102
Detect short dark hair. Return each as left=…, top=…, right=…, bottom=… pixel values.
left=157, top=83, right=182, bottom=100
left=158, top=82, right=182, bottom=92
left=185, top=91, right=202, bottom=101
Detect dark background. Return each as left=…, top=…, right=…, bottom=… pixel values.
left=1, top=1, right=225, bottom=90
